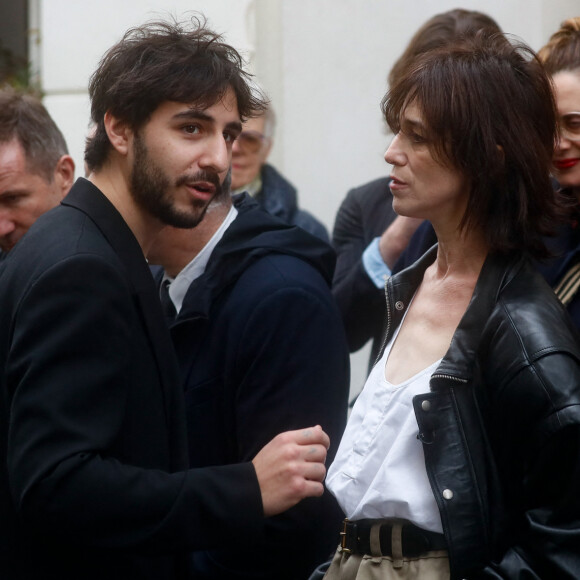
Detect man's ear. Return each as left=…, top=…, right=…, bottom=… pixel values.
left=261, top=138, right=273, bottom=163
left=104, top=111, right=132, bottom=157
left=53, top=155, right=75, bottom=197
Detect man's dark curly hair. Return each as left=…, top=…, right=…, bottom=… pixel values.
left=85, top=16, right=267, bottom=171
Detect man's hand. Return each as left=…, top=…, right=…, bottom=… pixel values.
left=252, top=425, right=330, bottom=517
left=378, top=216, right=424, bottom=268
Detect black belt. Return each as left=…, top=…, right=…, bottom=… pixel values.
left=340, top=519, right=447, bottom=557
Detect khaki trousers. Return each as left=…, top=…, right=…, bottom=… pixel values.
left=323, top=547, right=450, bottom=580
left=323, top=521, right=449, bottom=580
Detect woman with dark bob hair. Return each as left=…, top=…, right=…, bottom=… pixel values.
left=322, top=31, right=580, bottom=580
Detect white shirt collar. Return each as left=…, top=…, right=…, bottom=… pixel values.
left=162, top=204, right=238, bottom=314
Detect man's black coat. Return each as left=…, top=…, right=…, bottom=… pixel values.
left=0, top=178, right=263, bottom=580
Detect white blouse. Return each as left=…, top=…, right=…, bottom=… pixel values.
left=326, top=318, right=443, bottom=533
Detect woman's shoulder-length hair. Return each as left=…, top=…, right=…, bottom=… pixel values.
left=382, top=30, right=566, bottom=258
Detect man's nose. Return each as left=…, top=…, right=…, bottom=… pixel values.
left=0, top=215, right=15, bottom=237
left=199, top=136, right=230, bottom=174
left=232, top=138, right=242, bottom=154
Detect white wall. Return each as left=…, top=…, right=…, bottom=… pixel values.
left=32, top=0, right=579, bottom=395
left=35, top=0, right=579, bottom=222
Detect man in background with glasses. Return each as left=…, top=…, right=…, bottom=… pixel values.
left=231, top=104, right=330, bottom=242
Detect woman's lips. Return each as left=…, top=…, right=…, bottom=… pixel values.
left=389, top=175, right=408, bottom=190
left=554, top=158, right=580, bottom=170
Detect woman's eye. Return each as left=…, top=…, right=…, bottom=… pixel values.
left=404, top=130, right=425, bottom=143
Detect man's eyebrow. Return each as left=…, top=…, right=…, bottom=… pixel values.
left=173, top=109, right=213, bottom=122
left=172, top=110, right=242, bottom=133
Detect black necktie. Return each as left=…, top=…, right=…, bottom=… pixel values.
left=160, top=278, right=177, bottom=320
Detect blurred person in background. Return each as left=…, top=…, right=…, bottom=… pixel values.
left=536, top=17, right=580, bottom=325
left=0, top=88, right=74, bottom=261
left=231, top=102, right=330, bottom=241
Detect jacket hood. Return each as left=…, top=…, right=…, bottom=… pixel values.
left=257, top=163, right=298, bottom=221
left=177, top=193, right=334, bottom=320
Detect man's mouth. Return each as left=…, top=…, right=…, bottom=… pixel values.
left=177, top=170, right=221, bottom=202
left=191, top=181, right=215, bottom=193
left=186, top=181, right=216, bottom=201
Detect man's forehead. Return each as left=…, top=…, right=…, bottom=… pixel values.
left=0, top=137, right=26, bottom=160
left=0, top=140, right=52, bottom=191
left=0, top=139, right=28, bottom=177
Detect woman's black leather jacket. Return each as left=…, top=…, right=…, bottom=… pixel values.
left=378, top=247, right=580, bottom=579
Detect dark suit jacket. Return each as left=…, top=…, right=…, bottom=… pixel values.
left=331, top=177, right=397, bottom=366
left=0, top=178, right=263, bottom=580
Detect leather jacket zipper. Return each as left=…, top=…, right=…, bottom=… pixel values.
left=431, top=373, right=468, bottom=384
left=373, top=280, right=392, bottom=368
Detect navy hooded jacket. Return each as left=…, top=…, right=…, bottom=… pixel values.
left=165, top=194, right=350, bottom=579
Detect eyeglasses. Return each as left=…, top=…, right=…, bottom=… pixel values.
left=558, top=112, right=580, bottom=143
left=235, top=130, right=269, bottom=153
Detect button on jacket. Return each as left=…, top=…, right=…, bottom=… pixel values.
left=379, top=246, right=580, bottom=579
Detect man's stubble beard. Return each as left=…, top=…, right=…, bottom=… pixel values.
left=129, top=132, right=223, bottom=229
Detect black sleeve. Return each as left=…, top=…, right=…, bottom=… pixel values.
left=331, top=188, right=388, bottom=352
left=7, top=254, right=263, bottom=553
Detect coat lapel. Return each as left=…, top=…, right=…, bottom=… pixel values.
left=61, top=179, right=186, bottom=466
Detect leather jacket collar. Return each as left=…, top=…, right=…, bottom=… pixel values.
left=379, top=247, right=521, bottom=383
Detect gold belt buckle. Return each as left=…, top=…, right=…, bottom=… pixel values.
left=339, top=518, right=351, bottom=554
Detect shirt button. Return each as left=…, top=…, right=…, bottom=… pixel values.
left=442, top=489, right=454, bottom=500
left=395, top=301, right=404, bottom=310
left=421, top=400, right=431, bottom=412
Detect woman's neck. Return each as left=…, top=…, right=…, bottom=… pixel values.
left=432, top=225, right=488, bottom=282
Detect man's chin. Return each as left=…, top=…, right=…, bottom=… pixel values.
left=160, top=206, right=209, bottom=229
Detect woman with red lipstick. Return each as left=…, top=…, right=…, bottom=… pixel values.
left=321, top=31, right=580, bottom=580
left=537, top=17, right=580, bottom=327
